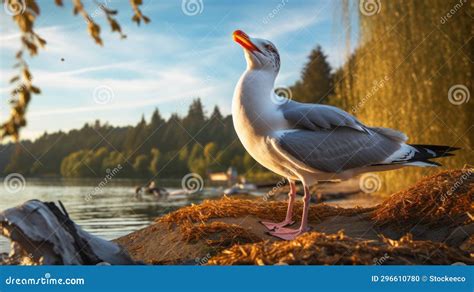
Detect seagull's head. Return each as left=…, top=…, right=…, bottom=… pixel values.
left=233, top=30, right=280, bottom=75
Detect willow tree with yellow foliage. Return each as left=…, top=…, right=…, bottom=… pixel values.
left=1, top=0, right=150, bottom=140
left=335, top=0, right=473, bottom=193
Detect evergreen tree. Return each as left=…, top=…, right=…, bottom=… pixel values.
left=0, top=99, right=267, bottom=179
left=144, top=108, right=166, bottom=152
left=182, top=98, right=207, bottom=143
left=291, top=46, right=333, bottom=104
left=123, top=115, right=147, bottom=154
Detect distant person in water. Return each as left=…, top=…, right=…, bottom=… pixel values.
left=135, top=181, right=168, bottom=200
left=147, top=181, right=169, bottom=198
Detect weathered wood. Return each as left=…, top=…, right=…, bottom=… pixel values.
left=0, top=200, right=137, bottom=265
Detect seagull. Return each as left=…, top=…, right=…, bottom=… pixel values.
left=231, top=30, right=459, bottom=240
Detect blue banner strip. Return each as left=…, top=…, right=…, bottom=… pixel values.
left=0, top=266, right=472, bottom=292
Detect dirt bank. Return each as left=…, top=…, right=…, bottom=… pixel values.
left=115, top=169, right=473, bottom=265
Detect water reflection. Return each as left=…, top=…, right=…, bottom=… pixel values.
left=0, top=178, right=226, bottom=254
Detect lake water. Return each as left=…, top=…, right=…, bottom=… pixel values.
left=0, top=178, right=232, bottom=254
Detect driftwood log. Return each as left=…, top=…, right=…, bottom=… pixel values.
left=0, top=200, right=137, bottom=265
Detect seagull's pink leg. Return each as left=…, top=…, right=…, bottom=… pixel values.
left=269, top=185, right=312, bottom=240
left=260, top=180, right=296, bottom=230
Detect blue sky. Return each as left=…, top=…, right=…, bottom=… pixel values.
left=0, top=0, right=358, bottom=140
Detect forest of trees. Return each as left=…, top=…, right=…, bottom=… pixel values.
left=0, top=99, right=270, bottom=179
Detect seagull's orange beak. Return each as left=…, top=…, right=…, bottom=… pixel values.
left=233, top=30, right=261, bottom=53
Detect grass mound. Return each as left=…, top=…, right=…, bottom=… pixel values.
left=208, top=232, right=473, bottom=265
left=181, top=221, right=262, bottom=248
left=158, top=197, right=374, bottom=227
left=373, top=169, right=473, bottom=229
left=117, top=169, right=473, bottom=265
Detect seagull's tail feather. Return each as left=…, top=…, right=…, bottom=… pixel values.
left=409, top=144, right=461, bottom=154
left=371, top=144, right=460, bottom=168
left=399, top=144, right=460, bottom=167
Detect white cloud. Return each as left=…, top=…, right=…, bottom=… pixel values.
left=28, top=63, right=219, bottom=117
left=0, top=26, right=66, bottom=52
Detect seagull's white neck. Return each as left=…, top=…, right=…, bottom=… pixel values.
left=233, top=69, right=276, bottom=108
left=232, top=69, right=287, bottom=135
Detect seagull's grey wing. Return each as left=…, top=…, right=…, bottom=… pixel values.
left=276, top=128, right=402, bottom=173
left=279, top=100, right=368, bottom=133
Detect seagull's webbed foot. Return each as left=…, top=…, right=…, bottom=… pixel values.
left=268, top=184, right=313, bottom=240
left=268, top=226, right=311, bottom=241
left=260, top=180, right=297, bottom=231
left=259, top=219, right=295, bottom=231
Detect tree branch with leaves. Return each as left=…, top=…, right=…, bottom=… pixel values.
left=1, top=0, right=150, bottom=141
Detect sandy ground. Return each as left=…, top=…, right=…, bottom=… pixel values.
left=116, top=212, right=472, bottom=265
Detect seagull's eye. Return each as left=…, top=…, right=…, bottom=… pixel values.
left=265, top=44, right=274, bottom=52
